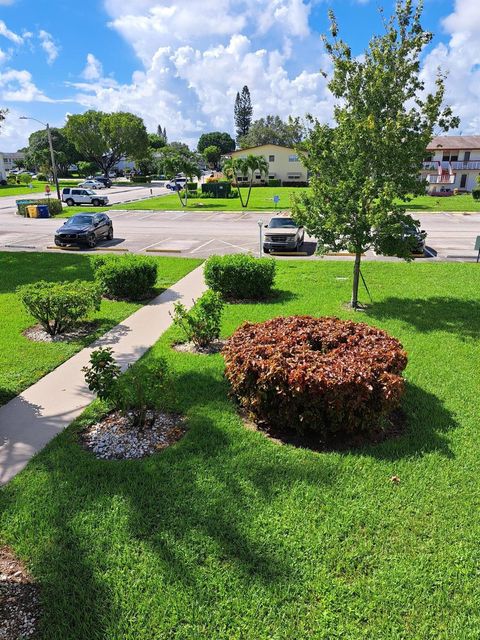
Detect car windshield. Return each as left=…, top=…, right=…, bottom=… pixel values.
left=65, top=215, right=94, bottom=226
left=268, top=218, right=297, bottom=228
left=85, top=189, right=96, bottom=195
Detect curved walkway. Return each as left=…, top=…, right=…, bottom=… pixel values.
left=0, top=265, right=206, bottom=485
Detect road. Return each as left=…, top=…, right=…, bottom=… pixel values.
left=0, top=208, right=479, bottom=261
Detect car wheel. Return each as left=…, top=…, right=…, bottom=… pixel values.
left=66, top=198, right=74, bottom=206
left=87, top=233, right=97, bottom=248
left=92, top=199, right=100, bottom=207
left=263, top=246, right=269, bottom=254
left=107, top=227, right=114, bottom=240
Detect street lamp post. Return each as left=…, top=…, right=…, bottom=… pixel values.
left=257, top=219, right=264, bottom=257
left=19, top=116, right=61, bottom=200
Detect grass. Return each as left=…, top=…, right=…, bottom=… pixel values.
left=1, top=260, right=479, bottom=638
left=0, top=181, right=51, bottom=197
left=401, top=193, right=480, bottom=211
left=0, top=252, right=201, bottom=406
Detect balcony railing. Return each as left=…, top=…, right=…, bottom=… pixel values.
left=426, top=174, right=456, bottom=184
left=422, top=160, right=480, bottom=171
left=450, top=161, right=480, bottom=170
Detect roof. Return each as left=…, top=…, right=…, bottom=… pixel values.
left=427, top=135, right=480, bottom=150
left=230, top=143, right=296, bottom=154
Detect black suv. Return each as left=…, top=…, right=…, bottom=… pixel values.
left=55, top=213, right=113, bottom=248
left=94, top=176, right=113, bottom=188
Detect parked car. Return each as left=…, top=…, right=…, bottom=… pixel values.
left=61, top=188, right=109, bottom=207
left=55, top=213, right=113, bottom=248
left=263, top=216, right=305, bottom=253
left=93, top=176, right=113, bottom=188
left=403, top=221, right=427, bottom=254
left=78, top=179, right=106, bottom=190
left=165, top=177, right=187, bottom=190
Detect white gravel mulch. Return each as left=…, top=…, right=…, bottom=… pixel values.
left=172, top=339, right=226, bottom=355
left=81, top=411, right=186, bottom=460
left=23, top=322, right=97, bottom=343
left=0, top=546, right=40, bottom=640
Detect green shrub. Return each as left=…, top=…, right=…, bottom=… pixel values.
left=472, top=189, right=480, bottom=200
left=172, top=290, right=224, bottom=348
left=92, top=254, right=158, bottom=301
left=19, top=174, right=32, bottom=185
left=201, top=181, right=232, bottom=197
left=36, top=173, right=47, bottom=181
left=16, top=198, right=62, bottom=217
left=223, top=316, right=408, bottom=440
left=204, top=254, right=276, bottom=300
left=281, top=181, right=308, bottom=188
left=83, top=349, right=168, bottom=427
left=186, top=182, right=197, bottom=191
left=18, top=280, right=101, bottom=336
left=7, top=175, right=17, bottom=185
left=130, top=175, right=151, bottom=184
left=268, top=179, right=281, bottom=187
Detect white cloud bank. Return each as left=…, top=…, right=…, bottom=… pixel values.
left=39, top=30, right=60, bottom=64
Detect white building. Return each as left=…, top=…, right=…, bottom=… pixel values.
left=0, top=151, right=25, bottom=175
left=228, top=144, right=308, bottom=185
left=421, top=135, right=480, bottom=194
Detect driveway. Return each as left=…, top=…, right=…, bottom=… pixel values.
left=0, top=210, right=479, bottom=261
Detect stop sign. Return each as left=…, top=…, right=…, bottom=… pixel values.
left=45, top=185, right=51, bottom=194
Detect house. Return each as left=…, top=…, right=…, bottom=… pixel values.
left=0, top=151, right=25, bottom=175
left=421, top=136, right=480, bottom=194
left=227, top=144, right=307, bottom=185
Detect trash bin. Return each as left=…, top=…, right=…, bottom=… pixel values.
left=37, top=204, right=50, bottom=218
left=27, top=205, right=39, bottom=218
left=16, top=199, right=38, bottom=216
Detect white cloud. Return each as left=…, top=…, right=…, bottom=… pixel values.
left=0, top=20, right=23, bottom=45
left=38, top=30, right=60, bottom=64
left=0, top=107, right=39, bottom=151
left=0, top=0, right=16, bottom=6
left=421, top=0, right=480, bottom=133
left=82, top=53, right=103, bottom=80
left=0, top=68, right=53, bottom=102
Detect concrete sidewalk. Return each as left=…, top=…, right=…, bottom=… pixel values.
left=0, top=264, right=206, bottom=485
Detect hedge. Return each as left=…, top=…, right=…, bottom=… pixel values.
left=268, top=179, right=282, bottom=187
left=204, top=254, right=276, bottom=300
left=17, top=198, right=63, bottom=217
left=281, top=181, right=308, bottom=187
left=130, top=175, right=152, bottom=184
left=223, top=316, right=407, bottom=440
left=91, top=254, right=158, bottom=301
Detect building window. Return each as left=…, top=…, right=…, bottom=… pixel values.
left=287, top=174, right=301, bottom=180
left=460, top=174, right=467, bottom=188
left=464, top=151, right=471, bottom=161
left=288, top=155, right=299, bottom=162
left=269, top=155, right=275, bottom=162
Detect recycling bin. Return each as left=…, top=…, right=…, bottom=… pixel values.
left=26, top=205, right=39, bottom=218
left=37, top=204, right=50, bottom=218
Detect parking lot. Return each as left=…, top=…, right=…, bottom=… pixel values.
left=0, top=209, right=479, bottom=261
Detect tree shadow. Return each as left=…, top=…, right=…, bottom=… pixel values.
left=365, top=296, right=480, bottom=340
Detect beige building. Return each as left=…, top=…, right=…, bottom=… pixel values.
left=421, top=135, right=480, bottom=194
left=228, top=144, right=307, bottom=185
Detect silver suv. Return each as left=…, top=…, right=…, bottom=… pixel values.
left=263, top=216, right=305, bottom=252
left=61, top=188, right=109, bottom=207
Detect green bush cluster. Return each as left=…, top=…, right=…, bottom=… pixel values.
left=130, top=175, right=151, bottom=184
left=36, top=173, right=48, bottom=181
left=472, top=189, right=480, bottom=200
left=18, top=280, right=101, bottom=336
left=172, top=290, right=224, bottom=348
left=91, top=254, right=158, bottom=301
left=204, top=254, right=276, bottom=300
left=268, top=179, right=282, bottom=187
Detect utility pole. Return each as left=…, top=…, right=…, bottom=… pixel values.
left=19, top=116, right=61, bottom=200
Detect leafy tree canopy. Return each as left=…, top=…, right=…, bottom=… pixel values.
left=148, top=133, right=166, bottom=150
left=24, top=127, right=81, bottom=177
left=198, top=131, right=235, bottom=154
left=64, top=110, right=149, bottom=177
left=238, top=115, right=306, bottom=149
left=203, top=145, right=221, bottom=169
left=291, top=0, right=458, bottom=308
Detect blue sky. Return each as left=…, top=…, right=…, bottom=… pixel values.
left=0, top=0, right=477, bottom=150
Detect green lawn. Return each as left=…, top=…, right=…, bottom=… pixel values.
left=0, top=181, right=51, bottom=197
left=401, top=193, right=480, bottom=211
left=1, top=261, right=479, bottom=638
left=0, top=252, right=201, bottom=406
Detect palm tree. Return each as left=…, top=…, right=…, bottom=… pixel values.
left=223, top=154, right=269, bottom=207
left=162, top=152, right=200, bottom=207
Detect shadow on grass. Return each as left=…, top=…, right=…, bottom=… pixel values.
left=365, top=296, right=480, bottom=339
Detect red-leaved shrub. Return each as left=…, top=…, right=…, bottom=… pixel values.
left=223, top=316, right=407, bottom=440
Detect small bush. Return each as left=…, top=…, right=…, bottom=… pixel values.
left=83, top=349, right=168, bottom=427
left=19, top=174, right=32, bottom=185
left=36, top=173, right=47, bottom=181
left=204, top=254, right=276, bottom=300
left=223, top=316, right=407, bottom=440
left=186, top=182, right=197, bottom=191
left=18, top=280, right=101, bottom=336
left=7, top=175, right=17, bottom=185
left=130, top=175, right=151, bottom=184
left=472, top=189, right=480, bottom=200
left=92, top=254, right=158, bottom=301
left=268, top=179, right=281, bottom=187
left=16, top=198, right=62, bottom=217
left=172, top=290, right=224, bottom=348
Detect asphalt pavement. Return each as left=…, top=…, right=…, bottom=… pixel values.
left=0, top=207, right=479, bottom=261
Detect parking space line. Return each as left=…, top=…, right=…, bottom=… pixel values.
left=139, top=237, right=172, bottom=252
left=218, top=239, right=250, bottom=251
left=138, top=211, right=159, bottom=220
left=190, top=238, right=216, bottom=254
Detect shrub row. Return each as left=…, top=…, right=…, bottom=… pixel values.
left=223, top=316, right=407, bottom=440
left=204, top=254, right=276, bottom=300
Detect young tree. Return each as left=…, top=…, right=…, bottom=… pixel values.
left=203, top=145, right=221, bottom=170
left=64, top=110, right=149, bottom=178
left=160, top=147, right=201, bottom=207
left=239, top=115, right=305, bottom=149
left=234, top=86, right=253, bottom=142
left=223, top=154, right=268, bottom=207
left=198, top=131, right=235, bottom=154
left=292, top=1, right=458, bottom=309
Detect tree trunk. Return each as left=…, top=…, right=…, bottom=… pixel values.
left=351, top=251, right=362, bottom=309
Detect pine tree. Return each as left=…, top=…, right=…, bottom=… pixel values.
left=234, top=86, right=253, bottom=142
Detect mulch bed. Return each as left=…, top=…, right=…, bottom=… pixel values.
left=241, top=408, right=407, bottom=453
left=172, top=339, right=226, bottom=355
left=81, top=411, right=186, bottom=460
left=23, top=321, right=98, bottom=343
left=0, top=546, right=40, bottom=640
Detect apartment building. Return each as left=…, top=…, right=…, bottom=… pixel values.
left=421, top=135, right=480, bottom=194
left=228, top=144, right=307, bottom=184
